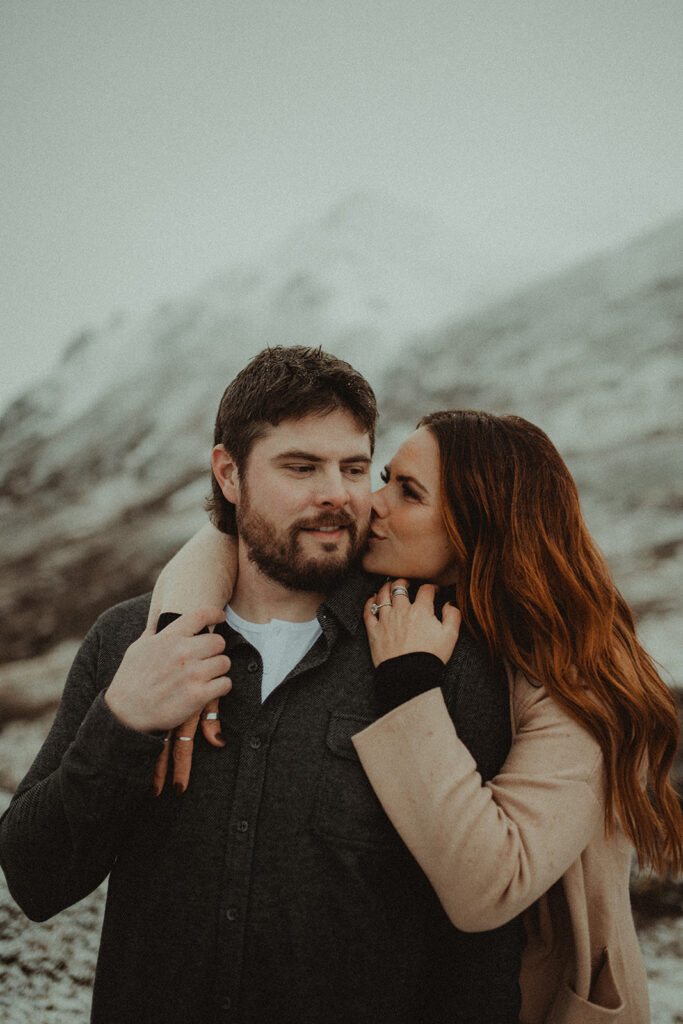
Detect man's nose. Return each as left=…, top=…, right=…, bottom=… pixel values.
left=316, top=469, right=351, bottom=507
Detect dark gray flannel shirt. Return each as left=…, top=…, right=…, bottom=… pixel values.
left=0, top=571, right=524, bottom=1024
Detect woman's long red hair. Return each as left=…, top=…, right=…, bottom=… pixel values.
left=421, top=410, right=682, bottom=877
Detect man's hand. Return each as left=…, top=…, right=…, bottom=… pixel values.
left=363, top=579, right=461, bottom=667
left=105, top=606, right=232, bottom=735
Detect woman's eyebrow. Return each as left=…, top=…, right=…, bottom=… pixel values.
left=394, top=470, right=429, bottom=496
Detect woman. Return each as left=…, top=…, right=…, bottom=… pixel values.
left=149, top=410, right=682, bottom=1023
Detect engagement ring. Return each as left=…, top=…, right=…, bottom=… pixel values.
left=371, top=602, right=392, bottom=616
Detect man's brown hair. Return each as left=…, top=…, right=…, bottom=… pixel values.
left=207, top=346, right=377, bottom=534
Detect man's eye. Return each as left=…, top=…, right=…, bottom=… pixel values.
left=345, top=465, right=367, bottom=476
left=288, top=464, right=314, bottom=473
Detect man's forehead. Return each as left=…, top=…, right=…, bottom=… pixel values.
left=255, top=409, right=372, bottom=459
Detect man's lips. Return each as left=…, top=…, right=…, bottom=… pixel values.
left=303, top=525, right=347, bottom=534
left=297, top=517, right=354, bottom=539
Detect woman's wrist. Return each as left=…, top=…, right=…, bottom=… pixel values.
left=374, top=652, right=445, bottom=715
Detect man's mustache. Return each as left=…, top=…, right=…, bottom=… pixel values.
left=293, top=512, right=357, bottom=531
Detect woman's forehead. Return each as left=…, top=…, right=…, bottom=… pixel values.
left=389, top=428, right=441, bottom=488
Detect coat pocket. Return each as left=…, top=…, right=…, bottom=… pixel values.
left=312, top=712, right=398, bottom=849
left=547, top=948, right=625, bottom=1023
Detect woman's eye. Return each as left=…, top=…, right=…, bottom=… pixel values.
left=402, top=483, right=419, bottom=500
left=379, top=468, right=389, bottom=484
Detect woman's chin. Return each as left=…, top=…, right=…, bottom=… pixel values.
left=362, top=550, right=384, bottom=575
left=362, top=550, right=399, bottom=577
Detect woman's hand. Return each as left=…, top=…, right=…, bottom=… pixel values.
left=103, top=607, right=233, bottom=794
left=145, top=524, right=238, bottom=794
left=363, top=578, right=461, bottom=668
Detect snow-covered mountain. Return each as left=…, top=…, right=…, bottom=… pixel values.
left=0, top=199, right=681, bottom=691
left=0, top=194, right=497, bottom=662
left=377, top=214, right=683, bottom=684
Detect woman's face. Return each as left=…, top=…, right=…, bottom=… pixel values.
left=362, top=427, right=459, bottom=585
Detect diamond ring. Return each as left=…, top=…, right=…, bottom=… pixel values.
left=371, top=602, right=392, bottom=616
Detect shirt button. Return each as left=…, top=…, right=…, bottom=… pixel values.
left=247, top=660, right=259, bottom=673
left=249, top=736, right=261, bottom=750
left=226, top=906, right=239, bottom=922
left=236, top=819, right=249, bottom=833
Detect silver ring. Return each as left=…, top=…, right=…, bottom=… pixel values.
left=176, top=736, right=193, bottom=742
left=202, top=712, right=219, bottom=721
left=371, top=602, right=392, bottom=616
left=390, top=585, right=409, bottom=598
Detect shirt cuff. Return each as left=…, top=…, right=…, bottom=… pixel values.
left=72, top=691, right=165, bottom=781
left=374, top=652, right=445, bottom=715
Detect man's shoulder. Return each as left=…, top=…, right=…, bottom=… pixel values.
left=442, top=626, right=511, bottom=779
left=442, top=626, right=509, bottom=720
left=91, top=592, right=152, bottom=647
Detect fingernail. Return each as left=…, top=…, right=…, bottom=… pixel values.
left=174, top=782, right=184, bottom=796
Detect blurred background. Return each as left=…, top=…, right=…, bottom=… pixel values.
left=1, top=2, right=681, bottom=1020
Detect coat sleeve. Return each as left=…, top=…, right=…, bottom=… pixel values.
left=352, top=674, right=606, bottom=932
left=0, top=613, right=164, bottom=922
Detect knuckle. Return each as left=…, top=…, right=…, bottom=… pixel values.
left=212, top=634, right=226, bottom=654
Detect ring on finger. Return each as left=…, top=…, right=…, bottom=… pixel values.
left=370, top=602, right=392, bottom=616
left=390, top=585, right=409, bottom=598
left=176, top=736, right=193, bottom=742
left=202, top=712, right=220, bottom=721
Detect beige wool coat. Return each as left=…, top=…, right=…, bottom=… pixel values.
left=352, top=669, right=650, bottom=1023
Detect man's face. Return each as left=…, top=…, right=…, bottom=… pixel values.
left=225, top=409, right=373, bottom=592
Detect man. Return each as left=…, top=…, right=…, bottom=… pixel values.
left=0, top=347, right=523, bottom=1023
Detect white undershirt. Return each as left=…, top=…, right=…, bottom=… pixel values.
left=225, top=605, right=323, bottom=702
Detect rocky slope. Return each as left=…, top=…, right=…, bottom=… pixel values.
left=0, top=197, right=681, bottom=1020
left=378, top=213, right=683, bottom=688
left=0, top=193, right=498, bottom=664
left=0, top=201, right=680, bottom=679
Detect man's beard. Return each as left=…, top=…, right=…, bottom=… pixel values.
left=236, top=493, right=368, bottom=592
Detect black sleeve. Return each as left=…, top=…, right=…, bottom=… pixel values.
left=373, top=652, right=445, bottom=715
left=0, top=609, right=164, bottom=922
left=416, top=631, right=523, bottom=1024
left=366, top=632, right=523, bottom=1021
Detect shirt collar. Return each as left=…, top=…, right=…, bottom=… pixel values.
left=214, top=568, right=378, bottom=644
left=319, top=568, right=379, bottom=636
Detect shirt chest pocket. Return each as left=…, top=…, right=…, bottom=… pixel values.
left=312, top=712, right=398, bottom=849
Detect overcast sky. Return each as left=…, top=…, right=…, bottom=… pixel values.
left=2, top=0, right=682, bottom=410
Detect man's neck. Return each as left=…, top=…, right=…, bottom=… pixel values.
left=229, top=550, right=324, bottom=624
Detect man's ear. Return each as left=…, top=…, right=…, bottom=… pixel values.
left=212, top=445, right=240, bottom=503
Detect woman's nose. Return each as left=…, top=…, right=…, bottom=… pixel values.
left=370, top=485, right=389, bottom=517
